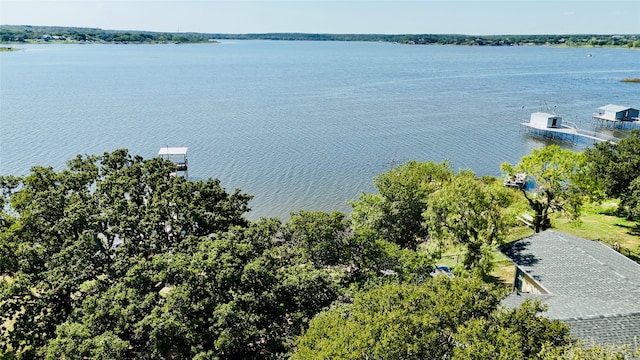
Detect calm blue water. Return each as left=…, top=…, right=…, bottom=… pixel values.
left=1, top=42, right=639, bottom=219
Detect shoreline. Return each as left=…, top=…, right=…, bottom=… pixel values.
left=1, top=40, right=638, bottom=50
left=1, top=26, right=639, bottom=48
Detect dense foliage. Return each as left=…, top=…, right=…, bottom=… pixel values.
left=293, top=279, right=570, bottom=360
left=501, top=145, right=596, bottom=232
left=2, top=25, right=639, bottom=48
left=0, top=146, right=635, bottom=358
left=586, top=131, right=640, bottom=219
left=349, top=160, right=453, bottom=250
left=0, top=150, right=254, bottom=357
left=0, top=150, right=435, bottom=358
left=350, top=161, right=514, bottom=275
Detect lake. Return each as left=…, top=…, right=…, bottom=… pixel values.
left=1, top=41, right=639, bottom=219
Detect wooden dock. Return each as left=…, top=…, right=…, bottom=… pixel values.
left=504, top=173, right=527, bottom=189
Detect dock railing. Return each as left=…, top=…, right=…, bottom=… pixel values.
left=565, top=121, right=620, bottom=143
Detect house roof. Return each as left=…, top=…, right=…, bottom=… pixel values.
left=599, top=104, right=636, bottom=113
left=564, top=313, right=640, bottom=348
left=500, top=230, right=640, bottom=346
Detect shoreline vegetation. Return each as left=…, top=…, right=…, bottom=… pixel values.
left=1, top=25, right=639, bottom=48
left=3, top=146, right=640, bottom=357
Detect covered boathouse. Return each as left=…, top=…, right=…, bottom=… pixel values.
left=158, top=147, right=188, bottom=178
left=593, top=104, right=640, bottom=128
left=521, top=112, right=618, bottom=144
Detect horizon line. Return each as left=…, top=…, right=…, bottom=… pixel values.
left=2, top=24, right=639, bottom=37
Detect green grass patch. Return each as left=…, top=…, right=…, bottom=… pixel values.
left=490, top=200, right=640, bottom=286
left=488, top=226, right=536, bottom=286
left=437, top=247, right=464, bottom=269
left=486, top=249, right=516, bottom=285
left=430, top=199, right=640, bottom=287
left=425, top=238, right=520, bottom=287
left=552, top=200, right=640, bottom=262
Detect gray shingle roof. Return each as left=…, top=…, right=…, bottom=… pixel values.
left=500, top=230, right=640, bottom=348
left=565, top=313, right=640, bottom=348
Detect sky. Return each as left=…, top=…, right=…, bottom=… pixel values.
left=1, top=0, right=639, bottom=35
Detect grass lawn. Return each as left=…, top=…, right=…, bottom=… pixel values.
left=493, top=200, right=640, bottom=285
left=427, top=226, right=536, bottom=287
left=552, top=200, right=640, bottom=263
left=489, top=226, right=537, bottom=286
left=431, top=200, right=640, bottom=287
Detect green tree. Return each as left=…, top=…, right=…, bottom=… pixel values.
left=347, top=192, right=385, bottom=236
left=284, top=211, right=351, bottom=267
left=283, top=210, right=433, bottom=288
left=625, top=177, right=640, bottom=219
left=349, top=160, right=453, bottom=249
left=453, top=301, right=570, bottom=359
left=292, top=279, right=570, bottom=360
left=44, top=324, right=128, bottom=360
left=501, top=145, right=593, bottom=232
left=424, top=171, right=513, bottom=274
left=539, top=342, right=637, bottom=360
left=585, top=130, right=640, bottom=219
left=0, top=150, right=252, bottom=358
left=5, top=151, right=416, bottom=358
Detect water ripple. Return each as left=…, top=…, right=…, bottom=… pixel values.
left=1, top=42, right=639, bottom=219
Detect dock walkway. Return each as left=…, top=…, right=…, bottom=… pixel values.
left=521, top=122, right=619, bottom=144
left=592, top=114, right=640, bottom=129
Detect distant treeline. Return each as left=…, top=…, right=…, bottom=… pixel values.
left=2, top=25, right=639, bottom=47
left=0, top=25, right=213, bottom=44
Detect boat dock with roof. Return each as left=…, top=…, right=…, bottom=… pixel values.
left=158, top=147, right=188, bottom=178
left=521, top=111, right=619, bottom=144
left=592, top=104, right=640, bottom=129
